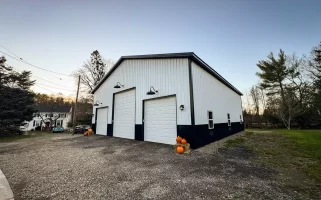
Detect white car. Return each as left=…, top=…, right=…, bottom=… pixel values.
left=19, top=122, right=29, bottom=132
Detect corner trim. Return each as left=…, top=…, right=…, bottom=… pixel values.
left=188, top=59, right=195, bottom=125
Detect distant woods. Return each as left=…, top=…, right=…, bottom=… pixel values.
left=73, top=50, right=114, bottom=94
left=243, top=41, right=321, bottom=129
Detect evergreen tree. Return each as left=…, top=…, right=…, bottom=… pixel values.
left=0, top=56, right=36, bottom=135
left=256, top=50, right=300, bottom=129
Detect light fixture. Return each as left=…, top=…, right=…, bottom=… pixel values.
left=114, top=82, right=124, bottom=88
left=179, top=105, right=184, bottom=110
left=93, top=101, right=102, bottom=106
left=146, top=86, right=158, bottom=95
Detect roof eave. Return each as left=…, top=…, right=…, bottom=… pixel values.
left=91, top=52, right=243, bottom=96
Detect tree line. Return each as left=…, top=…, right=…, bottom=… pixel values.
left=243, top=41, right=321, bottom=129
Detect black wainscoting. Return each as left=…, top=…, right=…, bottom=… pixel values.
left=135, top=124, right=144, bottom=141
left=93, top=122, right=244, bottom=149
left=178, top=122, right=244, bottom=149
left=107, top=124, right=113, bottom=136
left=91, top=124, right=96, bottom=134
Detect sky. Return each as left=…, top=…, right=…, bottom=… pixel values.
left=0, top=0, right=320, bottom=96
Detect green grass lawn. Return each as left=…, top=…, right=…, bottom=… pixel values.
left=0, top=132, right=56, bottom=143
left=225, top=129, right=321, bottom=199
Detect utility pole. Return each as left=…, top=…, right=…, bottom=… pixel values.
left=72, top=75, right=81, bottom=135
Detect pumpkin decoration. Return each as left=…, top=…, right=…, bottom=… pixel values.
left=181, top=138, right=187, bottom=144
left=176, top=146, right=184, bottom=154
left=176, top=136, right=182, bottom=143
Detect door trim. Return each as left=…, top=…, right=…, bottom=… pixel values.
left=95, top=106, right=108, bottom=135
left=142, top=94, right=177, bottom=142
left=112, top=87, right=136, bottom=138
left=112, top=87, right=136, bottom=124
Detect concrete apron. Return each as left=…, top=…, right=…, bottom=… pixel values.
left=0, top=169, right=14, bottom=200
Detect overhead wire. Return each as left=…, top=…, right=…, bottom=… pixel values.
left=35, top=84, right=57, bottom=94
left=32, top=75, right=75, bottom=89
left=0, top=45, right=82, bottom=95
left=34, top=83, right=76, bottom=92
left=4, top=63, right=76, bottom=94
left=0, top=49, right=73, bottom=77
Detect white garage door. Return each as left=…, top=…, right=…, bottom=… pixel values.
left=96, top=107, right=108, bottom=135
left=144, top=96, right=177, bottom=145
left=113, top=89, right=135, bottom=139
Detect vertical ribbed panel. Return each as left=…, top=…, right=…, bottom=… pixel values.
left=191, top=62, right=243, bottom=124
left=93, top=58, right=191, bottom=125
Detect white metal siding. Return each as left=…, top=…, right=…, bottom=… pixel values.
left=113, top=89, right=135, bottom=139
left=93, top=58, right=191, bottom=125
left=144, top=96, right=177, bottom=145
left=192, top=62, right=243, bottom=125
left=96, top=107, right=108, bottom=135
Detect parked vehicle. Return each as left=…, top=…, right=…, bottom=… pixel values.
left=74, top=125, right=91, bottom=134
left=19, top=122, right=29, bottom=132
left=19, top=126, right=27, bottom=132
left=52, top=126, right=64, bottom=133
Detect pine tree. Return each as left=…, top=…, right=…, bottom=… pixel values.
left=256, top=50, right=300, bottom=129
left=0, top=56, right=36, bottom=135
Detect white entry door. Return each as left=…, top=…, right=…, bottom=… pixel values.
left=144, top=96, right=177, bottom=145
left=113, top=89, right=135, bottom=139
left=96, top=107, right=108, bottom=135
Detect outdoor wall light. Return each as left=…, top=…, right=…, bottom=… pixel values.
left=114, top=82, right=124, bottom=88
left=179, top=105, right=184, bottom=110
left=93, top=101, right=102, bottom=106
left=146, top=86, right=158, bottom=95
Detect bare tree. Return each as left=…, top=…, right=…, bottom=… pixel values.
left=250, top=85, right=260, bottom=115
left=74, top=50, right=114, bottom=93
left=259, top=87, right=267, bottom=112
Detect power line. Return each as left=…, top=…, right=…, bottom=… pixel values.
left=4, top=63, right=75, bottom=90
left=32, top=75, right=75, bottom=89
left=0, top=44, right=22, bottom=60
left=0, top=49, right=72, bottom=77
left=35, top=84, right=57, bottom=94
left=36, top=83, right=76, bottom=92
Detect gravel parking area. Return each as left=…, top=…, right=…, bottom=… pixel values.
left=0, top=134, right=300, bottom=200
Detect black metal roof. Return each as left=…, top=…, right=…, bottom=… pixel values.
left=91, top=52, right=242, bottom=95
left=34, top=104, right=72, bottom=113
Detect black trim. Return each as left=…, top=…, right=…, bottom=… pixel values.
left=107, top=124, right=113, bottom=136
left=135, top=124, right=143, bottom=141
left=188, top=59, right=195, bottom=125
left=91, top=52, right=242, bottom=95
left=95, top=106, right=108, bottom=135
left=178, top=122, right=244, bottom=149
left=142, top=94, right=177, bottom=141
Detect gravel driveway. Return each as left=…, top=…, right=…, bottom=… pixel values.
left=0, top=134, right=298, bottom=200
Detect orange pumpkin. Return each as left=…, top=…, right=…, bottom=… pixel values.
left=181, top=139, right=187, bottom=144
left=177, top=146, right=184, bottom=154
left=176, top=136, right=182, bottom=143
